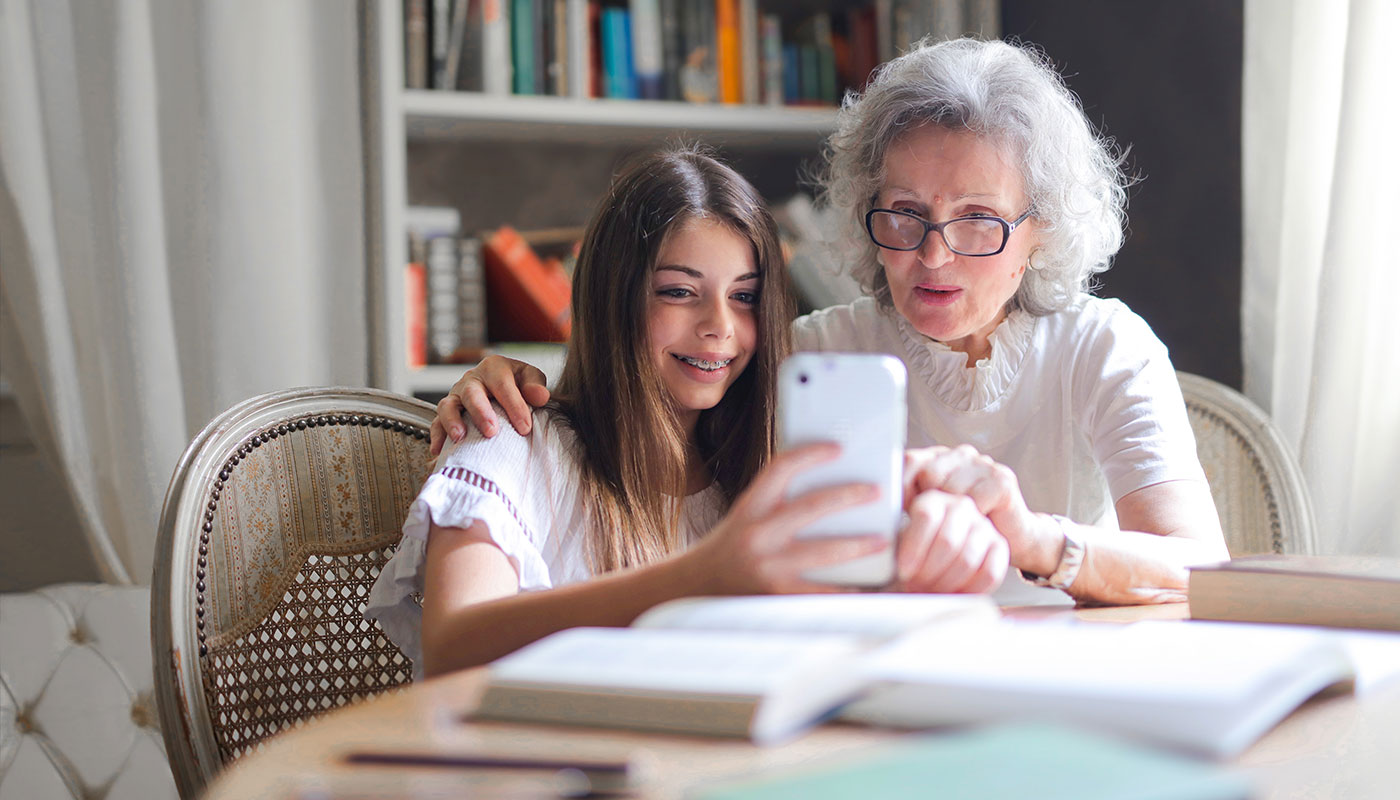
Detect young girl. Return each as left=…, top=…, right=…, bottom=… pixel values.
left=367, top=148, right=892, bottom=677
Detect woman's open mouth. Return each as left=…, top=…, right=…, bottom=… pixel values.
left=914, top=285, right=963, bottom=306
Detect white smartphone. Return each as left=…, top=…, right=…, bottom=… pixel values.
left=777, top=353, right=907, bottom=588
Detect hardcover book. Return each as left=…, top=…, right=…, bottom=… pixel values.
left=1189, top=555, right=1400, bottom=632
left=473, top=594, right=998, bottom=744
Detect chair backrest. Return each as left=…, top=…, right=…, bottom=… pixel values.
left=151, top=387, right=435, bottom=799
left=1176, top=372, right=1316, bottom=557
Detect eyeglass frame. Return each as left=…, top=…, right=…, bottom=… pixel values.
left=863, top=207, right=1035, bottom=257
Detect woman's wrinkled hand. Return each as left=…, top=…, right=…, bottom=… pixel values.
left=893, top=489, right=1008, bottom=593
left=903, top=445, right=1041, bottom=568
left=686, top=444, right=891, bottom=596
left=430, top=355, right=552, bottom=455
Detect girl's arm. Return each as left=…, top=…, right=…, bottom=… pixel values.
left=904, top=446, right=1228, bottom=605
left=418, top=444, right=889, bottom=676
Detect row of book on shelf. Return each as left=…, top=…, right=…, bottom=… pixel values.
left=405, top=206, right=575, bottom=368
left=405, top=0, right=1000, bottom=105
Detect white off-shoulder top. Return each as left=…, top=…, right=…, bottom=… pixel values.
left=365, top=408, right=727, bottom=677
left=793, top=294, right=1206, bottom=531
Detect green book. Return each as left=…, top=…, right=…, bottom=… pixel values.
left=511, top=0, right=535, bottom=95
left=694, top=723, right=1251, bottom=800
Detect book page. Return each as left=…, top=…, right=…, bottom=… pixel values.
left=489, top=627, right=861, bottom=695
left=631, top=593, right=997, bottom=639
left=857, top=619, right=1347, bottom=700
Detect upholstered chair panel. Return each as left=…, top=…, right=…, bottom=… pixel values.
left=1177, top=372, right=1316, bottom=556
left=152, top=388, right=435, bottom=799
left=0, top=584, right=178, bottom=800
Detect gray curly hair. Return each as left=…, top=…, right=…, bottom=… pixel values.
left=819, top=37, right=1129, bottom=316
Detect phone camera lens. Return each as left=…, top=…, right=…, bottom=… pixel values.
left=798, top=374, right=809, bottom=384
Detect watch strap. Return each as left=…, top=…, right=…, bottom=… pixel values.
left=1020, top=515, right=1085, bottom=592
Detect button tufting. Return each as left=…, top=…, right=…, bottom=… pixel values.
left=16, top=709, right=35, bottom=733
left=69, top=627, right=87, bottom=644
left=130, top=693, right=157, bottom=730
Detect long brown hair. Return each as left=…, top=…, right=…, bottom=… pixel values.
left=551, top=145, right=794, bottom=573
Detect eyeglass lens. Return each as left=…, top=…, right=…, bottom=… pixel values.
left=869, top=211, right=1006, bottom=255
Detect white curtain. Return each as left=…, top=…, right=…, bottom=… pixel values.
left=0, top=0, right=367, bottom=584
left=1243, top=0, right=1400, bottom=556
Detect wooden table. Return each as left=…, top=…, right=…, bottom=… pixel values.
left=203, top=604, right=1400, bottom=799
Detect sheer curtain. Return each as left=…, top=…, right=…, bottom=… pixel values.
left=1243, top=0, right=1400, bottom=555
left=0, top=0, right=367, bottom=583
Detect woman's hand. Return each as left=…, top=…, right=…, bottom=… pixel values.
left=893, top=489, right=1008, bottom=594
left=903, top=445, right=1060, bottom=576
left=684, top=444, right=892, bottom=595
left=431, top=356, right=552, bottom=455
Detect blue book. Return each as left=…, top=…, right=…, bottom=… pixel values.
left=781, top=43, right=800, bottom=104
left=620, top=9, right=637, bottom=98
left=601, top=8, right=625, bottom=99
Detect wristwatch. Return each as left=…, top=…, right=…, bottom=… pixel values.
left=1020, top=514, right=1086, bottom=592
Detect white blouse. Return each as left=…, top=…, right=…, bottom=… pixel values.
left=793, top=294, right=1206, bottom=531
left=365, top=408, right=727, bottom=677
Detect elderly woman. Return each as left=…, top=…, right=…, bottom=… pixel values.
left=434, top=38, right=1229, bottom=605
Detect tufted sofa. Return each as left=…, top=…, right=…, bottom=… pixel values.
left=0, top=584, right=178, bottom=800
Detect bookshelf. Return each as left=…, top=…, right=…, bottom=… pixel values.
left=363, top=0, right=840, bottom=399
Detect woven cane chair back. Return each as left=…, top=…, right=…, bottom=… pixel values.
left=152, top=387, right=435, bottom=798
left=1177, top=372, right=1316, bottom=557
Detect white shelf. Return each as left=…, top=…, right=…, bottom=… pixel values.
left=404, top=344, right=568, bottom=396
left=403, top=91, right=839, bottom=148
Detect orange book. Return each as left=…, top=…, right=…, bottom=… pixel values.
left=482, top=226, right=572, bottom=342
left=715, top=0, right=742, bottom=104
left=404, top=262, right=428, bottom=368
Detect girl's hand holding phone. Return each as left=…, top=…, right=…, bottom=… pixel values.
left=684, top=443, right=891, bottom=595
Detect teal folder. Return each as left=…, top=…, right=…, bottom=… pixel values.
left=693, top=723, right=1251, bottom=800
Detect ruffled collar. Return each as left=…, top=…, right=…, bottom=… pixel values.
left=894, top=307, right=1037, bottom=412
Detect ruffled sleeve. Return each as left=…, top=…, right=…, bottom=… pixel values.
left=364, top=410, right=579, bottom=677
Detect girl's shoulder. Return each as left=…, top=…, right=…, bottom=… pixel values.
left=435, top=405, right=581, bottom=477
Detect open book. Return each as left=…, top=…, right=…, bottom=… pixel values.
left=841, top=618, right=1355, bottom=759
left=471, top=593, right=998, bottom=745
left=473, top=595, right=1355, bottom=757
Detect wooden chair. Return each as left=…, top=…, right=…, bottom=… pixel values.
left=1177, top=372, right=1316, bottom=556
left=151, top=387, right=435, bottom=798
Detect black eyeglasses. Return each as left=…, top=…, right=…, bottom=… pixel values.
left=864, top=207, right=1034, bottom=256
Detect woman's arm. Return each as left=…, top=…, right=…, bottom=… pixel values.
left=905, top=446, right=1228, bottom=605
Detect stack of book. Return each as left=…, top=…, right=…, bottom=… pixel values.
left=405, top=206, right=490, bottom=366
left=403, top=0, right=1001, bottom=105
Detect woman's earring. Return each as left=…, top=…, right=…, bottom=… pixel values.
left=1026, top=247, right=1044, bottom=271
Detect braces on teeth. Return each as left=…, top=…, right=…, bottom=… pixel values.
left=674, top=354, right=731, bottom=371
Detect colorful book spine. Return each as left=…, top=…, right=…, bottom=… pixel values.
left=761, top=13, right=782, bottom=106
left=431, top=0, right=455, bottom=88
left=404, top=0, right=430, bottom=89
left=511, top=0, right=536, bottom=94
left=565, top=0, right=593, bottom=97
left=405, top=262, right=428, bottom=368
left=481, top=0, right=512, bottom=94
left=659, top=0, right=684, bottom=99
left=631, top=0, right=664, bottom=100
left=782, top=42, right=800, bottom=104
left=715, top=0, right=742, bottom=103
left=739, top=0, right=760, bottom=103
